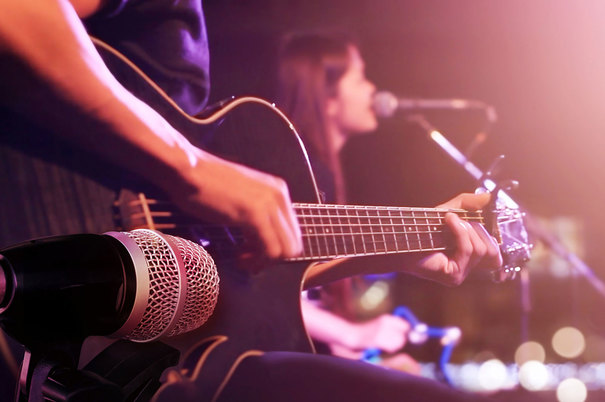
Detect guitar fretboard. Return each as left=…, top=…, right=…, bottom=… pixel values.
left=289, top=203, right=483, bottom=261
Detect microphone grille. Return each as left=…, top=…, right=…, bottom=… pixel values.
left=372, top=91, right=398, bottom=118
left=111, top=229, right=219, bottom=342
left=164, top=234, right=219, bottom=337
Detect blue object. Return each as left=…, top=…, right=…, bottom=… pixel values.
left=361, top=305, right=460, bottom=386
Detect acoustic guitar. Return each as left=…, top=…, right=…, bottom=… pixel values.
left=90, top=38, right=531, bottom=401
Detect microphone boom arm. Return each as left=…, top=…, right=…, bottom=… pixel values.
left=407, top=114, right=605, bottom=299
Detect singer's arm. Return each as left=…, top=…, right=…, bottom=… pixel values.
left=301, top=298, right=410, bottom=355
left=303, top=193, right=503, bottom=288
left=0, top=0, right=302, bottom=259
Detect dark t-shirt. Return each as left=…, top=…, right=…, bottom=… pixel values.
left=0, top=0, right=210, bottom=247
left=85, top=0, right=210, bottom=115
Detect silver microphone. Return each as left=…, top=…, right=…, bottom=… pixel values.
left=372, top=91, right=497, bottom=122
left=107, top=229, right=219, bottom=342
left=0, top=229, right=219, bottom=345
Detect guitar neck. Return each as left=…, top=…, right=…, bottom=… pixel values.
left=290, top=203, right=484, bottom=261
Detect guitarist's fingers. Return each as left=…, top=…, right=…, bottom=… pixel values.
left=470, top=221, right=503, bottom=268
left=444, top=212, right=473, bottom=282
left=248, top=178, right=301, bottom=260
left=273, top=180, right=303, bottom=258
left=252, top=211, right=282, bottom=260
left=438, top=192, right=490, bottom=210
left=270, top=206, right=301, bottom=259
left=465, top=221, right=488, bottom=268
left=246, top=197, right=287, bottom=260
left=447, top=216, right=503, bottom=281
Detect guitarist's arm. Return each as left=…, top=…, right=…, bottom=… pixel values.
left=0, top=0, right=302, bottom=259
left=304, top=193, right=503, bottom=288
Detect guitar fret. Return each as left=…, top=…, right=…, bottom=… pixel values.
left=378, top=208, right=387, bottom=253
left=399, top=209, right=409, bottom=252
left=403, top=211, right=412, bottom=250
left=419, top=210, right=430, bottom=251
left=329, top=207, right=338, bottom=256
left=303, top=207, right=314, bottom=258
left=388, top=209, right=399, bottom=252
left=431, top=210, right=444, bottom=251
left=346, top=208, right=356, bottom=255
left=356, top=208, right=367, bottom=255
left=297, top=207, right=307, bottom=257
left=368, top=208, right=379, bottom=254
left=410, top=211, right=420, bottom=251
left=424, top=210, right=433, bottom=250
left=315, top=208, right=325, bottom=256
left=322, top=208, right=334, bottom=257
left=336, top=207, right=348, bottom=256
left=311, top=208, right=322, bottom=258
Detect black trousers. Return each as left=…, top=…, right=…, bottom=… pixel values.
left=215, top=352, right=521, bottom=402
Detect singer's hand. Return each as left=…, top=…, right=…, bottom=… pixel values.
left=351, top=314, right=410, bottom=353
left=406, top=193, right=502, bottom=286
left=169, top=149, right=303, bottom=260
left=301, top=299, right=410, bottom=358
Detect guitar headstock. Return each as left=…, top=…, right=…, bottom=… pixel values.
left=481, top=181, right=532, bottom=281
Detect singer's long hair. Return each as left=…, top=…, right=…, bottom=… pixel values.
left=276, top=31, right=357, bottom=202
left=276, top=32, right=368, bottom=319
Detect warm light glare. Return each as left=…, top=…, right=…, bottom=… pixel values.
left=552, top=327, right=585, bottom=359
left=359, top=280, right=389, bottom=310
left=519, top=360, right=549, bottom=391
left=515, top=341, right=546, bottom=365
left=556, top=378, right=587, bottom=402
left=478, top=359, right=507, bottom=391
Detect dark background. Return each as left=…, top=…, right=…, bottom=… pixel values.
left=203, top=0, right=605, bottom=365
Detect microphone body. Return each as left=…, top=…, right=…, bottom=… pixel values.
left=372, top=91, right=496, bottom=121
left=0, top=229, right=219, bottom=349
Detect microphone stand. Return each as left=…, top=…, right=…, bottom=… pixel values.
left=407, top=114, right=605, bottom=300
left=16, top=338, right=179, bottom=401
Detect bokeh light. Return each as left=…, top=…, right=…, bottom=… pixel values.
left=515, top=341, right=546, bottom=365
left=519, top=360, right=549, bottom=391
left=552, top=327, right=585, bottom=359
left=556, top=378, right=587, bottom=402
left=478, top=359, right=507, bottom=391
left=359, top=280, right=390, bottom=310
left=458, top=362, right=481, bottom=391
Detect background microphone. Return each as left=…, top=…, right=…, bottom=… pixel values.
left=372, top=90, right=497, bottom=122
left=0, top=229, right=219, bottom=348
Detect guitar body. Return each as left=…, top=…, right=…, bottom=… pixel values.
left=94, top=41, right=323, bottom=392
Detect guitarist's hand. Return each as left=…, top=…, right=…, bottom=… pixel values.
left=170, top=149, right=303, bottom=261
left=0, top=1, right=301, bottom=263
left=303, top=193, right=503, bottom=288
left=411, top=192, right=503, bottom=286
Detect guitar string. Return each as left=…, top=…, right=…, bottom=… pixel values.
left=123, top=203, right=484, bottom=257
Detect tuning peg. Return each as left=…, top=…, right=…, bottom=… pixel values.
left=488, top=179, right=519, bottom=212
left=482, top=154, right=506, bottom=180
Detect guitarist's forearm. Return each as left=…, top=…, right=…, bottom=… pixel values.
left=0, top=1, right=303, bottom=259
left=0, top=1, right=197, bottom=193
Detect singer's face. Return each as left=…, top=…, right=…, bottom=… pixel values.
left=328, top=46, right=378, bottom=137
